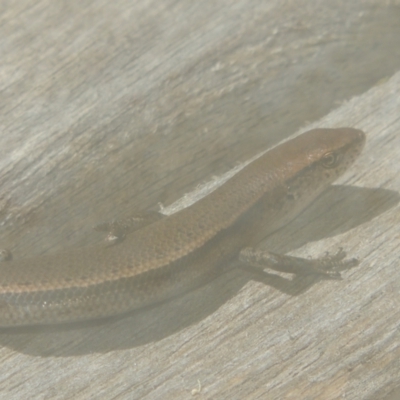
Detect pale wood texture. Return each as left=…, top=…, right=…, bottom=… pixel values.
left=0, top=1, right=400, bottom=399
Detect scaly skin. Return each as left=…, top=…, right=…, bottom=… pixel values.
left=0, top=128, right=366, bottom=326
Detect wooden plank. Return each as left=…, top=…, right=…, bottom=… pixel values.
left=0, top=1, right=400, bottom=399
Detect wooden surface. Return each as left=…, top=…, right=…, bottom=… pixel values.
left=0, top=1, right=400, bottom=399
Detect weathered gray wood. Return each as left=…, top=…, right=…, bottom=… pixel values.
left=0, top=1, right=400, bottom=399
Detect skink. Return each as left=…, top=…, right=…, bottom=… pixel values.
left=0, top=128, right=365, bottom=327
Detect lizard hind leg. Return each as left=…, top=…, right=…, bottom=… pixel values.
left=93, top=211, right=164, bottom=246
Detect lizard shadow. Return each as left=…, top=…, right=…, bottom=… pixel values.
left=0, top=185, right=398, bottom=356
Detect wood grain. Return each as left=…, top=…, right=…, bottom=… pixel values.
left=0, top=1, right=399, bottom=399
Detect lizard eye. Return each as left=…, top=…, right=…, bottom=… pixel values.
left=321, top=152, right=339, bottom=168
